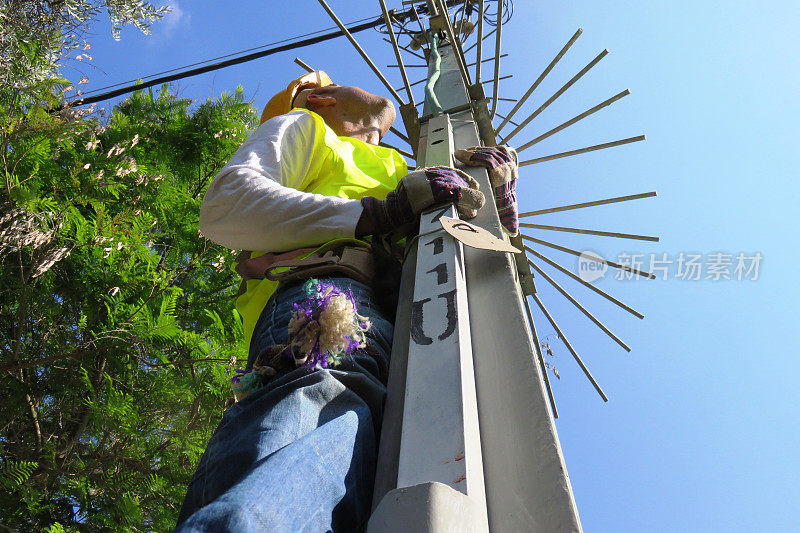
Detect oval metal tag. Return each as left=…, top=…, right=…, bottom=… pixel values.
left=439, top=216, right=521, bottom=253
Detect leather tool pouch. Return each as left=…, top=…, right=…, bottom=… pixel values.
left=265, top=244, right=375, bottom=286
left=235, top=239, right=375, bottom=290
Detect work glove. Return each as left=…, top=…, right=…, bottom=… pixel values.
left=454, top=145, right=519, bottom=236
left=360, top=166, right=485, bottom=236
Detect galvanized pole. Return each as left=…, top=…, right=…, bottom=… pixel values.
left=369, top=7, right=582, bottom=533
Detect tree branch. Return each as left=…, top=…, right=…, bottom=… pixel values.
left=0, top=348, right=87, bottom=373
left=24, top=391, right=43, bottom=452
left=59, top=353, right=106, bottom=459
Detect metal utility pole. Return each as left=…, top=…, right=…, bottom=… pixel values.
left=367, top=3, right=580, bottom=532
left=316, top=1, right=653, bottom=531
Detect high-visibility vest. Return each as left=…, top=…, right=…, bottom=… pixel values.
left=235, top=109, right=407, bottom=350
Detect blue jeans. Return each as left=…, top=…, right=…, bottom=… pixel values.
left=175, top=277, right=393, bottom=532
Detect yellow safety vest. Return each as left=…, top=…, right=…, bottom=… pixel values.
left=235, top=109, right=407, bottom=349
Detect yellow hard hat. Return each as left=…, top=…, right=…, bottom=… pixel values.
left=260, top=70, right=334, bottom=125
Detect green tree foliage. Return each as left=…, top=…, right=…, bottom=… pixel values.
left=0, top=44, right=258, bottom=533
left=1, top=0, right=168, bottom=91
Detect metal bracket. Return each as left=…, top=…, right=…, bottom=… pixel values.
left=510, top=233, right=536, bottom=296
left=399, top=103, right=421, bottom=154
left=428, top=13, right=448, bottom=33
left=468, top=83, right=497, bottom=146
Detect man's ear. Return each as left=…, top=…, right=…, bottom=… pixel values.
left=305, top=93, right=337, bottom=110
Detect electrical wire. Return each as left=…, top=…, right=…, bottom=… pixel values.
left=397, top=0, right=513, bottom=48
left=58, top=16, right=394, bottom=109
left=57, top=1, right=463, bottom=110
left=60, top=0, right=513, bottom=110
left=372, top=0, right=465, bottom=38
left=481, top=0, right=513, bottom=26
left=77, top=15, right=379, bottom=98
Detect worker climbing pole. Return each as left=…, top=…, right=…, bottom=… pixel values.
left=55, top=1, right=653, bottom=530
left=3, top=0, right=662, bottom=528
left=307, top=2, right=654, bottom=531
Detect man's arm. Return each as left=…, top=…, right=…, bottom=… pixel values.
left=199, top=110, right=363, bottom=252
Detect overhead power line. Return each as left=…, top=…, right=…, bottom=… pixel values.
left=77, top=15, right=379, bottom=99
left=59, top=17, right=386, bottom=109
left=57, top=0, right=467, bottom=110
left=54, top=12, right=413, bottom=108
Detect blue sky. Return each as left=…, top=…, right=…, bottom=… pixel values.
left=71, top=1, right=800, bottom=530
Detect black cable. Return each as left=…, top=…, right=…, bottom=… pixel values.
left=373, top=0, right=466, bottom=36
left=482, top=0, right=513, bottom=26
left=58, top=12, right=411, bottom=110
left=57, top=0, right=507, bottom=111
left=78, top=14, right=379, bottom=98
left=58, top=17, right=383, bottom=110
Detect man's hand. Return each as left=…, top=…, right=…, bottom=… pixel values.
left=454, top=146, right=519, bottom=236
left=359, top=166, right=485, bottom=236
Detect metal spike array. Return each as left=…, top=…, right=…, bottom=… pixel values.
left=312, top=0, right=656, bottom=413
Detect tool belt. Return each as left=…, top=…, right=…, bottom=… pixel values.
left=235, top=239, right=376, bottom=293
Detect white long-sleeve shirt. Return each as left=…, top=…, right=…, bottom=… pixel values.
left=199, top=110, right=366, bottom=253
left=199, top=108, right=407, bottom=346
